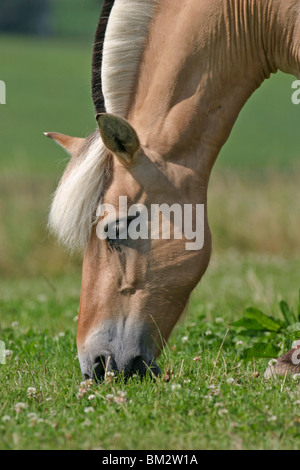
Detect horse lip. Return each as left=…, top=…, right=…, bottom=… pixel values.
left=79, top=353, right=161, bottom=381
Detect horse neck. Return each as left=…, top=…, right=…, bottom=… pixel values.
left=128, top=0, right=300, bottom=183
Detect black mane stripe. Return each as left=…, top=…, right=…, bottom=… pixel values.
left=92, top=0, right=116, bottom=115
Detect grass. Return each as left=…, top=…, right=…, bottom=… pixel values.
left=1, top=255, right=300, bottom=450
left=0, top=36, right=300, bottom=449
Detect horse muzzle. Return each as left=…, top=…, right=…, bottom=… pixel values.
left=77, top=319, right=161, bottom=381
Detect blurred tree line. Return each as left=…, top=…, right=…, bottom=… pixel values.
left=0, top=0, right=103, bottom=37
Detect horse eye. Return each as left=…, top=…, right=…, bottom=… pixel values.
left=105, top=214, right=139, bottom=249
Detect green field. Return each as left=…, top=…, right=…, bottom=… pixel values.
left=1, top=36, right=300, bottom=175
left=0, top=36, right=300, bottom=450
left=1, top=257, right=300, bottom=450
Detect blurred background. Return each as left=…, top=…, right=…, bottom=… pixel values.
left=0, top=0, right=299, bottom=279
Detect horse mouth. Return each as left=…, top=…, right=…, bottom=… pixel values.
left=86, top=354, right=161, bottom=382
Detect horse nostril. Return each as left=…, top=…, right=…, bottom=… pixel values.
left=105, top=355, right=118, bottom=374
left=92, top=356, right=106, bottom=381
left=92, top=355, right=118, bottom=382
left=127, top=356, right=145, bottom=377
left=124, top=356, right=161, bottom=379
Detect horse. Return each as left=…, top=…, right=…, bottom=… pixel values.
left=46, top=0, right=300, bottom=380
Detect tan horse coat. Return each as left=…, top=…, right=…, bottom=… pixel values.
left=48, top=0, right=300, bottom=379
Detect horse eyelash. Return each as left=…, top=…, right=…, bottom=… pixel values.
left=104, top=216, right=137, bottom=251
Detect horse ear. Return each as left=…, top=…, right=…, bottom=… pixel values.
left=44, top=132, right=85, bottom=156
left=96, top=113, right=140, bottom=164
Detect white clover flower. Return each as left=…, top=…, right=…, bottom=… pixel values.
left=106, top=394, right=115, bottom=404
left=27, top=413, right=38, bottom=426
left=293, top=374, right=300, bottom=382
left=115, top=391, right=127, bottom=404
left=181, top=336, right=189, bottom=343
left=77, top=379, right=94, bottom=399
left=171, top=384, right=182, bottom=391
left=226, top=378, right=235, bottom=385
left=27, top=387, right=37, bottom=398
left=204, top=395, right=213, bottom=401
left=81, top=419, right=92, bottom=428
left=11, top=321, right=19, bottom=328
left=88, top=394, right=96, bottom=401
left=81, top=379, right=93, bottom=389
left=2, top=415, right=11, bottom=422
left=236, top=341, right=243, bottom=346
left=81, top=419, right=92, bottom=427
left=214, top=402, right=223, bottom=408
left=208, top=386, right=220, bottom=396
left=105, top=371, right=115, bottom=384
left=84, top=407, right=94, bottom=414
left=268, top=415, right=277, bottom=422
left=218, top=408, right=229, bottom=417
left=215, top=318, right=224, bottom=324
left=15, top=402, right=27, bottom=414
left=205, top=331, right=212, bottom=336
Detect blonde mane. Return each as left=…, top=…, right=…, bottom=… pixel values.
left=102, top=0, right=158, bottom=117
left=49, top=0, right=158, bottom=252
